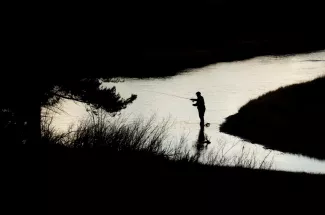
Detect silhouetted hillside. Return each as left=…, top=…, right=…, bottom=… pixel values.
left=46, top=1, right=325, bottom=79
left=220, top=76, right=325, bottom=159
left=49, top=29, right=325, bottom=78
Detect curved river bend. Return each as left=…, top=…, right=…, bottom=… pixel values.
left=52, top=51, right=325, bottom=173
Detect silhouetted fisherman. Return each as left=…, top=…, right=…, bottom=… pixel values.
left=191, top=92, right=206, bottom=127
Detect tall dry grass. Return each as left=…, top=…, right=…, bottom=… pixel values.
left=43, top=110, right=273, bottom=170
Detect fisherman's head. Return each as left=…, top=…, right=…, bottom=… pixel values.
left=196, top=91, right=201, bottom=97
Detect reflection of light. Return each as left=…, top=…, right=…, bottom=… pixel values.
left=52, top=51, right=325, bottom=173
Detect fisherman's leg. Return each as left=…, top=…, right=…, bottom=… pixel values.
left=199, top=111, right=204, bottom=127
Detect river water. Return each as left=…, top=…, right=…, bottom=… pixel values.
left=52, top=51, right=325, bottom=173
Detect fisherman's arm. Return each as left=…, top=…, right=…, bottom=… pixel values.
left=190, top=98, right=198, bottom=106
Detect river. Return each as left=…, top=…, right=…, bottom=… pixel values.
left=52, top=51, right=325, bottom=173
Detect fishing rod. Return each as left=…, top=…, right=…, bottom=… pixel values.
left=140, top=90, right=218, bottom=127
left=140, top=89, right=191, bottom=100
left=140, top=90, right=215, bottom=110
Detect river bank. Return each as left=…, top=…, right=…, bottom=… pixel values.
left=52, top=51, right=325, bottom=173
left=220, top=76, right=325, bottom=159
left=45, top=141, right=325, bottom=214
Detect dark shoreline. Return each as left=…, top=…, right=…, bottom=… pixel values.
left=49, top=31, right=325, bottom=79
left=220, top=76, right=325, bottom=160
left=119, top=42, right=325, bottom=78
left=44, top=142, right=324, bottom=214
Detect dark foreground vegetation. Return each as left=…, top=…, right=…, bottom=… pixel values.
left=47, top=145, right=325, bottom=214
left=46, top=114, right=325, bottom=213
left=3, top=3, right=325, bottom=213
left=220, top=76, right=325, bottom=159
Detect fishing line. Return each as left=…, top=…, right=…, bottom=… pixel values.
left=140, top=89, right=217, bottom=111
left=139, top=90, right=219, bottom=126
left=140, top=89, right=191, bottom=100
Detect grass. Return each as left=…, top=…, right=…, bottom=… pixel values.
left=44, top=110, right=325, bottom=214
left=44, top=110, right=274, bottom=170
left=220, top=76, right=325, bottom=159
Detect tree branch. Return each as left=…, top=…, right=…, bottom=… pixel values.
left=51, top=92, right=85, bottom=104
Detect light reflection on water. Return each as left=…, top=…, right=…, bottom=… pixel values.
left=52, top=51, right=325, bottom=173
